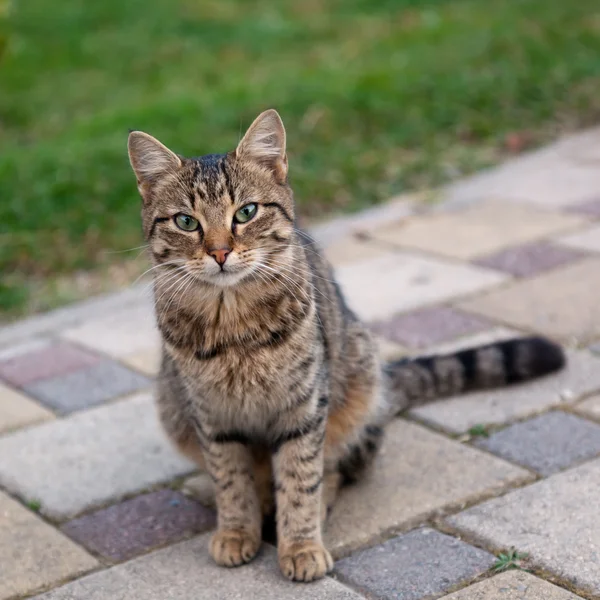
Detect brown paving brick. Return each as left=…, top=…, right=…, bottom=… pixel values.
left=0, top=383, right=54, bottom=434
left=121, top=347, right=161, bottom=376
left=441, top=571, right=585, bottom=599
left=473, top=241, right=585, bottom=278
left=0, top=341, right=101, bottom=387
left=574, top=395, right=600, bottom=420
left=323, top=235, right=387, bottom=267
left=61, top=490, right=215, bottom=562
left=375, top=336, right=407, bottom=361
left=371, top=306, right=492, bottom=349
left=0, top=491, right=97, bottom=599
left=367, top=201, right=584, bottom=260
left=458, top=257, right=600, bottom=345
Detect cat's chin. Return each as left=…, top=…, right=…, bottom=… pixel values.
left=195, top=268, right=252, bottom=289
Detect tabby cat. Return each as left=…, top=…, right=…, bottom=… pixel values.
left=127, top=109, right=565, bottom=582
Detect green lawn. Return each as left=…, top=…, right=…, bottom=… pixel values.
left=2, top=0, right=600, bottom=318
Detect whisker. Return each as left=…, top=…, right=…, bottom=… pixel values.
left=131, top=260, right=185, bottom=286
left=105, top=244, right=149, bottom=255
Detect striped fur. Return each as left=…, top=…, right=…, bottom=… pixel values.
left=127, top=110, right=566, bottom=582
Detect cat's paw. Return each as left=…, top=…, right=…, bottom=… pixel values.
left=209, top=528, right=261, bottom=567
left=279, top=540, right=333, bottom=582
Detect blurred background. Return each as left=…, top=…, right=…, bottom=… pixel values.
left=1, top=0, right=599, bottom=320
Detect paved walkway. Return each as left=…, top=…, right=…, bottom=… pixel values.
left=2, top=129, right=600, bottom=599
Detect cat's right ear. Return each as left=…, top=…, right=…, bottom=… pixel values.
left=127, top=131, right=182, bottom=200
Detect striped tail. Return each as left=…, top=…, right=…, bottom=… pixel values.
left=385, top=336, right=566, bottom=413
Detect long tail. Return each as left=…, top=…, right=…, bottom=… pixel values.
left=385, top=336, right=566, bottom=413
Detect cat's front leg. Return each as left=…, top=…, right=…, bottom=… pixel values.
left=272, top=409, right=333, bottom=582
left=198, top=429, right=262, bottom=567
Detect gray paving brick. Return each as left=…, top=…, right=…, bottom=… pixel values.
left=61, top=490, right=216, bottom=562
left=24, top=360, right=151, bottom=414
left=475, top=411, right=600, bottom=476
left=446, top=457, right=600, bottom=596
left=33, top=534, right=363, bottom=600
left=335, top=528, right=494, bottom=600
left=0, top=393, right=195, bottom=519
left=411, top=351, right=600, bottom=433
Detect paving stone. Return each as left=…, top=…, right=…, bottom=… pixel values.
left=0, top=383, right=54, bottom=434
left=440, top=571, right=585, bottom=600
left=444, top=131, right=600, bottom=208
left=375, top=336, right=407, bottom=361
left=574, top=395, right=600, bottom=420
left=335, top=527, right=494, bottom=600
left=0, top=491, right=97, bottom=600
left=0, top=393, right=195, bottom=519
left=425, top=327, right=521, bottom=355
left=0, top=341, right=100, bottom=387
left=372, top=307, right=492, bottom=349
left=446, top=457, right=600, bottom=596
left=475, top=411, right=600, bottom=476
left=566, top=197, right=600, bottom=218
left=24, top=360, right=152, bottom=414
left=367, top=201, right=584, bottom=260
left=335, top=251, right=506, bottom=322
left=61, top=489, right=216, bottom=562
left=33, top=533, right=362, bottom=600
left=121, top=347, right=161, bottom=376
left=324, top=420, right=532, bottom=557
left=473, top=241, right=585, bottom=278
left=458, top=257, right=600, bottom=345
left=61, top=304, right=160, bottom=358
left=411, top=351, right=600, bottom=434
left=323, top=235, right=388, bottom=267
left=0, top=338, right=51, bottom=362
left=558, top=223, right=600, bottom=253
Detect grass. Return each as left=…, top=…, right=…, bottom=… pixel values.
left=468, top=424, right=490, bottom=438
left=493, top=548, right=530, bottom=573
left=26, top=499, right=42, bottom=513
left=2, top=0, right=600, bottom=318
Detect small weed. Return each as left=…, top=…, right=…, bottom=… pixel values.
left=27, top=499, right=42, bottom=512
left=493, top=548, right=529, bottom=572
left=468, top=424, right=489, bottom=438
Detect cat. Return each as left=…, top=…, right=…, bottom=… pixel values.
left=127, top=109, right=565, bottom=582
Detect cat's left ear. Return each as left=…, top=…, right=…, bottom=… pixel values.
left=236, top=109, right=288, bottom=183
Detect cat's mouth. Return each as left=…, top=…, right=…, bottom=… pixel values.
left=184, top=264, right=252, bottom=288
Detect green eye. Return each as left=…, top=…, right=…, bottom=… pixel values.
left=174, top=214, right=200, bottom=231
left=234, top=203, right=257, bottom=224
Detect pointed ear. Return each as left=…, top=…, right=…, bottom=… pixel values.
left=127, top=131, right=182, bottom=196
left=236, top=109, right=287, bottom=183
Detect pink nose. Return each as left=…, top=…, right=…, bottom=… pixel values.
left=208, top=247, right=231, bottom=266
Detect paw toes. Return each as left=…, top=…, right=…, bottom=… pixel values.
left=210, top=529, right=260, bottom=568
left=279, top=542, right=333, bottom=582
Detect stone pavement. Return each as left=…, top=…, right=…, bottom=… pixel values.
left=2, top=128, right=600, bottom=599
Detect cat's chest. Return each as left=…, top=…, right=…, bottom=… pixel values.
left=175, top=343, right=293, bottom=399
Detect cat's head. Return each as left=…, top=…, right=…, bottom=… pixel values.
left=128, top=109, right=295, bottom=288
